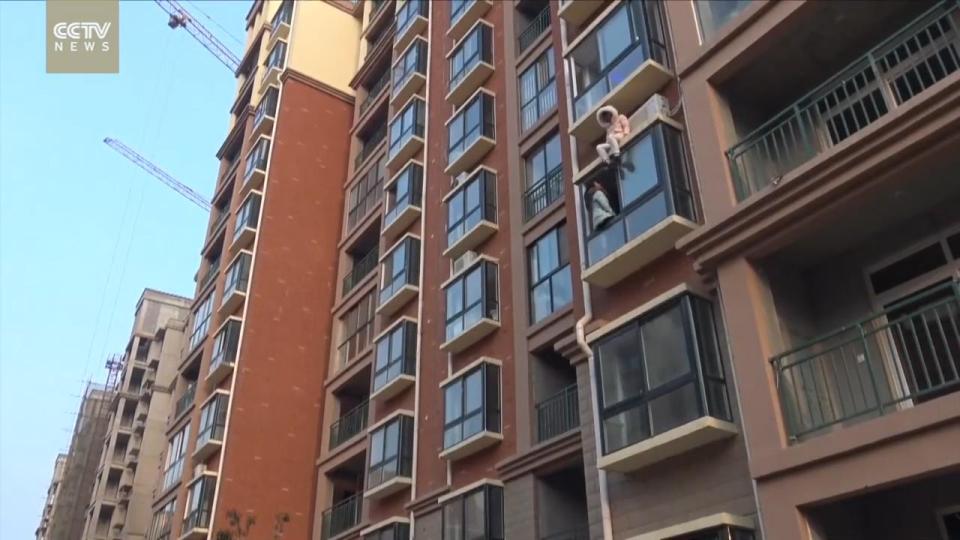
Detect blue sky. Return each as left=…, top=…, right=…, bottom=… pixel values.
left=0, top=1, right=248, bottom=537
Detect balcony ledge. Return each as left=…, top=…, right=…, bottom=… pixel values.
left=568, top=59, right=672, bottom=143
left=364, top=476, right=412, bottom=500
left=386, top=136, right=424, bottom=172
left=260, top=65, right=283, bottom=94
left=597, top=416, right=737, bottom=473
left=439, top=430, right=502, bottom=461
left=439, top=318, right=500, bottom=354
left=392, top=71, right=426, bottom=108
left=219, top=288, right=247, bottom=315
left=267, top=21, right=290, bottom=51
left=558, top=0, right=605, bottom=27
left=394, top=16, right=427, bottom=54
left=382, top=204, right=421, bottom=239
left=626, top=513, right=754, bottom=540
left=371, top=374, right=415, bottom=402
left=443, top=220, right=498, bottom=260
left=192, top=438, right=223, bottom=462
left=251, top=112, right=275, bottom=140
left=243, top=168, right=266, bottom=193
left=205, top=360, right=235, bottom=388
left=446, top=61, right=494, bottom=108
left=448, top=0, right=492, bottom=42
left=377, top=284, right=419, bottom=316
left=179, top=526, right=209, bottom=540
left=582, top=215, right=697, bottom=288
left=231, top=226, right=257, bottom=254
left=444, top=136, right=495, bottom=177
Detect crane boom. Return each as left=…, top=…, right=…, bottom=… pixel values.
left=104, top=138, right=212, bottom=212
left=154, top=0, right=240, bottom=72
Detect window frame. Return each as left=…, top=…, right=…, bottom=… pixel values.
left=443, top=260, right=499, bottom=342
left=189, top=295, right=213, bottom=351
left=197, top=392, right=229, bottom=445
left=448, top=22, right=493, bottom=92
left=363, top=522, right=411, bottom=540
left=183, top=475, right=216, bottom=531
left=244, top=137, right=270, bottom=179
left=385, top=162, right=423, bottom=225
left=393, top=38, right=428, bottom=91
left=593, top=293, right=731, bottom=455
left=338, top=292, right=376, bottom=366
left=265, top=39, right=288, bottom=71
left=223, top=252, right=252, bottom=298
left=445, top=168, right=497, bottom=249
left=389, top=97, right=426, bottom=158
left=148, top=498, right=176, bottom=540
left=395, top=0, right=427, bottom=42
left=528, top=226, right=572, bottom=324
left=447, top=91, right=495, bottom=165
left=373, top=320, right=417, bottom=393
left=162, top=423, right=190, bottom=491
left=442, top=362, right=501, bottom=449
left=380, top=235, right=420, bottom=303
left=367, top=415, right=414, bottom=489
left=519, top=49, right=557, bottom=131
left=233, top=192, right=261, bottom=240
left=347, top=156, right=386, bottom=231
left=441, top=484, right=504, bottom=540
left=210, top=318, right=241, bottom=372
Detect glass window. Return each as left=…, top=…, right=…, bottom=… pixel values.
left=233, top=193, right=261, bottom=240
left=569, top=1, right=668, bottom=120
left=184, top=476, right=216, bottom=530
left=210, top=319, right=241, bottom=372
left=520, top=50, right=557, bottom=131
left=162, top=423, right=189, bottom=491
left=395, top=0, right=427, bottom=40
left=446, top=169, right=496, bottom=248
left=148, top=499, right=176, bottom=540
left=189, top=295, right=213, bottom=351
left=374, top=321, right=416, bottom=392
left=523, top=134, right=564, bottom=221
left=223, top=252, right=251, bottom=297
left=380, top=236, right=420, bottom=302
left=368, top=416, right=414, bottom=488
left=443, top=363, right=500, bottom=449
left=389, top=98, right=425, bottom=158
left=348, top=157, right=385, bottom=232
left=441, top=484, right=504, bottom=540
left=266, top=40, right=287, bottom=70
left=394, top=39, right=427, bottom=90
left=594, top=294, right=731, bottom=454
left=254, top=86, right=279, bottom=126
left=337, top=293, right=376, bottom=367
left=244, top=138, right=270, bottom=179
left=363, top=522, right=411, bottom=540
left=447, top=92, right=494, bottom=165
left=386, top=163, right=423, bottom=225
left=528, top=227, right=572, bottom=323
left=444, top=261, right=499, bottom=342
left=197, top=393, right=229, bottom=445
left=449, top=24, right=492, bottom=91
left=694, top=0, right=751, bottom=42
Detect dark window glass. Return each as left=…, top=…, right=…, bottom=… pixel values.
left=373, top=321, right=416, bottom=392
left=389, top=98, right=425, bottom=158
left=441, top=485, right=505, bottom=540
left=447, top=169, right=496, bottom=248
left=870, top=242, right=949, bottom=295
left=528, top=227, right=572, bottom=323
left=367, top=416, right=413, bottom=488
left=447, top=92, right=494, bottom=165
left=519, top=50, right=557, bottom=130
left=443, top=363, right=500, bottom=449
left=449, top=24, right=492, bottom=91
left=380, top=236, right=420, bottom=303
left=444, top=261, right=499, bottom=341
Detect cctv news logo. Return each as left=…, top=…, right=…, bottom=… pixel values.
left=46, top=0, right=119, bottom=74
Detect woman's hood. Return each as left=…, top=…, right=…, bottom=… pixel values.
left=596, top=105, right=619, bottom=126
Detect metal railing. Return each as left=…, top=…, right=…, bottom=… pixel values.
left=727, top=2, right=960, bottom=201
left=355, top=124, right=387, bottom=170
left=518, top=7, right=550, bottom=54
left=365, top=23, right=395, bottom=60
left=197, top=259, right=220, bottom=293
left=773, top=279, right=960, bottom=441
left=359, top=72, right=390, bottom=117
left=329, top=400, right=369, bottom=449
left=342, top=248, right=379, bottom=296
left=174, top=382, right=195, bottom=417
left=523, top=166, right=563, bottom=222
left=536, top=384, right=579, bottom=442
left=321, top=493, right=363, bottom=539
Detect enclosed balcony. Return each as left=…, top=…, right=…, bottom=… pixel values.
left=394, top=0, right=428, bottom=53
left=181, top=474, right=216, bottom=540
left=382, top=162, right=423, bottom=238
left=193, top=392, right=229, bottom=461
left=220, top=250, right=252, bottom=314
left=392, top=38, right=427, bottom=107
left=252, top=85, right=278, bottom=139
left=261, top=39, right=287, bottom=90
left=365, top=414, right=414, bottom=500
left=723, top=1, right=959, bottom=201
left=377, top=236, right=420, bottom=316
left=558, top=0, right=605, bottom=27
left=231, top=190, right=261, bottom=253
left=444, top=167, right=497, bottom=259
left=444, top=90, right=495, bottom=176
left=386, top=96, right=425, bottom=171
left=449, top=0, right=492, bottom=41
left=371, top=319, right=417, bottom=401
left=207, top=317, right=241, bottom=386
left=446, top=22, right=493, bottom=107
left=566, top=0, right=671, bottom=143
left=267, top=0, right=293, bottom=49
left=578, top=121, right=696, bottom=288
left=243, top=136, right=270, bottom=191
left=440, top=259, right=500, bottom=354
left=440, top=361, right=502, bottom=460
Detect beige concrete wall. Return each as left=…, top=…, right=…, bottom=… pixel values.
left=286, top=0, right=361, bottom=96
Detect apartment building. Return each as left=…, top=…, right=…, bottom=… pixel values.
left=149, top=2, right=362, bottom=540
left=144, top=1, right=960, bottom=540
left=79, top=289, right=191, bottom=540
left=36, top=454, right=67, bottom=540
left=43, top=384, right=113, bottom=540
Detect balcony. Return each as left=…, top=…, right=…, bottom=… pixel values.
left=394, top=0, right=428, bottom=53
left=342, top=247, right=379, bottom=297
left=365, top=416, right=414, bottom=500
left=558, top=0, right=604, bottom=27
left=580, top=121, right=696, bottom=288
left=220, top=250, right=252, bottom=314
left=536, top=384, right=579, bottom=443
left=444, top=167, right=497, bottom=259
left=261, top=40, right=287, bottom=91
left=517, top=6, right=550, bottom=55
left=180, top=509, right=211, bottom=540
left=377, top=237, right=420, bottom=316
left=523, top=165, right=563, bottom=222
left=359, top=71, right=390, bottom=119
left=371, top=321, right=417, bottom=401
left=440, top=362, right=502, bottom=460
left=382, top=163, right=423, bottom=238
left=567, top=1, right=671, bottom=142
left=440, top=260, right=500, bottom=353
left=448, top=0, right=492, bottom=42
left=773, top=280, right=960, bottom=442
left=446, top=22, right=493, bottom=107
left=231, top=191, right=261, bottom=253
left=174, top=381, right=196, bottom=419
left=207, top=317, right=241, bottom=386
left=243, top=136, right=270, bottom=191
left=391, top=38, right=427, bottom=107
left=321, top=493, right=363, bottom=540
left=364, top=23, right=395, bottom=64
left=329, top=400, right=369, bottom=450
left=445, top=90, right=495, bottom=176
left=726, top=2, right=960, bottom=201
left=354, top=122, right=387, bottom=172
left=197, top=257, right=220, bottom=295
left=267, top=0, right=292, bottom=50
left=252, top=85, right=278, bottom=139
left=194, top=393, right=229, bottom=461
left=386, top=97, right=425, bottom=170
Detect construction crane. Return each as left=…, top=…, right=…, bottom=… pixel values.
left=104, top=138, right=212, bottom=212
left=154, top=0, right=240, bottom=72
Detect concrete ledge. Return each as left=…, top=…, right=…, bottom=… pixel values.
left=364, top=476, right=412, bottom=501
left=440, top=431, right=503, bottom=462
left=386, top=135, right=424, bottom=172
left=447, top=0, right=491, bottom=42
left=598, top=416, right=738, bottom=472
left=582, top=215, right=697, bottom=288
left=371, top=374, right=415, bottom=402
left=382, top=203, right=421, bottom=239
left=439, top=318, right=499, bottom=354
left=444, top=136, right=495, bottom=177
left=447, top=61, right=493, bottom=108
left=626, top=512, right=754, bottom=540
left=394, top=15, right=427, bottom=54
left=444, top=220, right=497, bottom=260
left=392, top=71, right=425, bottom=109
left=558, top=0, right=605, bottom=27
left=377, top=284, right=418, bottom=317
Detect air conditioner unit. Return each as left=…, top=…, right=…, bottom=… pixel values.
left=452, top=251, right=478, bottom=275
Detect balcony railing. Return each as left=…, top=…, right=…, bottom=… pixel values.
left=365, top=23, right=395, bottom=60
left=727, top=2, right=960, bottom=201
left=342, top=248, right=379, bottom=296
left=773, top=279, right=960, bottom=442
left=536, top=384, right=579, bottom=442
left=518, top=7, right=550, bottom=54
left=523, top=166, right=563, bottom=222
left=175, top=382, right=196, bottom=418
left=182, top=509, right=211, bottom=533
left=329, top=400, right=369, bottom=449
left=197, top=259, right=220, bottom=293
left=359, top=72, right=390, bottom=118
left=321, top=493, right=363, bottom=540
left=355, top=124, right=387, bottom=170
